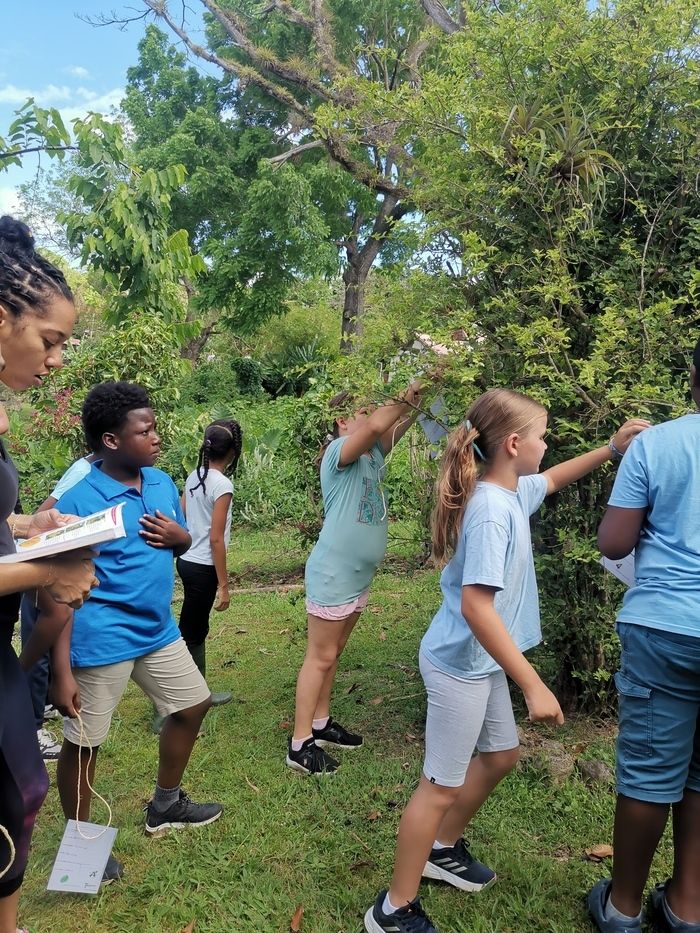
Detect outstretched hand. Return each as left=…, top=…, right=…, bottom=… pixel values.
left=139, top=510, right=190, bottom=549
left=610, top=418, right=652, bottom=456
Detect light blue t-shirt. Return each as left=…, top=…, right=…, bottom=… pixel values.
left=56, top=462, right=186, bottom=667
left=608, top=414, right=700, bottom=638
left=305, top=436, right=388, bottom=606
left=421, top=474, right=548, bottom=679
left=51, top=456, right=91, bottom=499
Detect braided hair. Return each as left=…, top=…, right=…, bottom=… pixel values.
left=190, top=419, right=243, bottom=495
left=0, top=216, right=73, bottom=318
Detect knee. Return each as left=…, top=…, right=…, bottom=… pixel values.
left=177, top=696, right=212, bottom=722
left=483, top=745, right=520, bottom=776
left=306, top=648, right=338, bottom=674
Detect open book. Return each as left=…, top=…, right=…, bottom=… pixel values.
left=0, top=504, right=126, bottom=563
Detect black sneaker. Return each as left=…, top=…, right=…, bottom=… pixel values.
left=144, top=789, right=222, bottom=836
left=101, top=854, right=124, bottom=886
left=364, top=890, right=440, bottom=932
left=648, top=881, right=696, bottom=932
left=312, top=717, right=363, bottom=749
left=422, top=838, right=496, bottom=892
left=285, top=737, right=339, bottom=774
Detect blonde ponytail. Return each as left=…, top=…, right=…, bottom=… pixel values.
left=431, top=388, right=547, bottom=565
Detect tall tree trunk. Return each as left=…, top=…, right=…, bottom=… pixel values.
left=340, top=260, right=366, bottom=352
left=339, top=195, right=411, bottom=353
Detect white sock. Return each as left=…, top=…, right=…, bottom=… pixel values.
left=605, top=893, right=641, bottom=923
left=291, top=734, right=313, bottom=752
left=383, top=893, right=401, bottom=915
left=433, top=839, right=451, bottom=850
left=313, top=716, right=329, bottom=730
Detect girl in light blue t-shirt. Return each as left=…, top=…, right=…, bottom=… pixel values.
left=287, top=381, right=424, bottom=777
left=365, top=388, right=647, bottom=933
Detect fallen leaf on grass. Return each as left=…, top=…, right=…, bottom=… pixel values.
left=379, top=630, right=387, bottom=641
left=245, top=776, right=260, bottom=793
left=234, top=628, right=248, bottom=634
left=345, top=683, right=360, bottom=695
left=584, top=844, right=614, bottom=861
left=405, top=733, right=417, bottom=743
left=290, top=905, right=304, bottom=931
left=182, top=923, right=195, bottom=933
left=279, top=719, right=291, bottom=730
left=369, top=696, right=384, bottom=706
left=367, top=810, right=382, bottom=821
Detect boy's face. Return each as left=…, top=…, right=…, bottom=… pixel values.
left=104, top=407, right=161, bottom=468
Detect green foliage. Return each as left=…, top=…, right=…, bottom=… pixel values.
left=393, top=0, right=700, bottom=705
left=8, top=319, right=189, bottom=509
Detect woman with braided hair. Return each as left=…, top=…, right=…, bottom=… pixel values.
left=176, top=419, right=243, bottom=707
left=0, top=216, right=97, bottom=933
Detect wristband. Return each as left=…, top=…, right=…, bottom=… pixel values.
left=608, top=436, right=624, bottom=460
left=42, top=562, right=57, bottom=588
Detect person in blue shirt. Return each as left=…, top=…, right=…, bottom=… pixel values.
left=365, top=388, right=648, bottom=933
left=287, top=380, right=424, bottom=776
left=53, top=382, right=222, bottom=879
left=588, top=343, right=700, bottom=933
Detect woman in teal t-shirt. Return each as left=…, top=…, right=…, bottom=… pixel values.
left=286, top=381, right=423, bottom=776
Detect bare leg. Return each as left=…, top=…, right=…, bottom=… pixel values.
left=667, top=787, right=700, bottom=922
left=157, top=697, right=211, bottom=789
left=436, top=747, right=520, bottom=845
left=313, top=611, right=361, bottom=721
left=0, top=889, right=20, bottom=933
left=56, top=738, right=98, bottom=822
left=388, top=777, right=460, bottom=906
left=609, top=793, right=669, bottom=916
left=292, top=614, right=352, bottom=742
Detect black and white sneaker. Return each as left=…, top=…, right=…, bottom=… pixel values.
left=101, top=854, right=124, bottom=886
left=312, top=717, right=363, bottom=749
left=37, top=727, right=61, bottom=761
left=144, top=789, right=222, bottom=836
left=286, top=737, right=339, bottom=774
left=422, top=838, right=496, bottom=892
left=364, top=890, right=440, bottom=932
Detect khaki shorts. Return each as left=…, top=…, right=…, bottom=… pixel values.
left=64, top=637, right=211, bottom=747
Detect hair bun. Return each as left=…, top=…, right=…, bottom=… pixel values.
left=0, top=215, right=35, bottom=259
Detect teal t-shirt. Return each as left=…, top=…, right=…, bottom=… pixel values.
left=305, top=437, right=388, bottom=606
left=421, top=474, right=548, bottom=679
left=609, top=413, right=700, bottom=638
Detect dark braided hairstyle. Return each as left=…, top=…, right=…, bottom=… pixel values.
left=190, top=419, right=243, bottom=495
left=0, top=216, right=73, bottom=318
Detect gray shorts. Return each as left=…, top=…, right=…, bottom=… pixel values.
left=420, top=650, right=519, bottom=787
left=64, top=637, right=211, bottom=747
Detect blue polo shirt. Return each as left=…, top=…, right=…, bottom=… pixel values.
left=56, top=462, right=187, bottom=668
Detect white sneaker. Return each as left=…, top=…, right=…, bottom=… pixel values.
left=37, top=728, right=61, bottom=760
left=43, top=703, right=61, bottom=720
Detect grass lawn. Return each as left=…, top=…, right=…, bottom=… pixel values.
left=20, top=525, right=672, bottom=932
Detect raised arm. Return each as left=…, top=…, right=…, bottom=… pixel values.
left=542, top=419, right=651, bottom=495
left=462, top=584, right=564, bottom=724
left=338, top=399, right=414, bottom=466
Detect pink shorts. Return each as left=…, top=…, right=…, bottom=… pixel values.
left=305, top=589, right=370, bottom=621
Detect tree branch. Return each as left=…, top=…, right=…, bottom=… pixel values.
left=266, top=138, right=325, bottom=165
left=0, top=145, right=77, bottom=162
left=420, top=0, right=461, bottom=34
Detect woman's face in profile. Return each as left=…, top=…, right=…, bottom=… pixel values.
left=0, top=295, right=76, bottom=391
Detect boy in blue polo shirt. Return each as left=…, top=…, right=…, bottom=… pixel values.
left=588, top=342, right=700, bottom=933
left=54, top=382, right=221, bottom=872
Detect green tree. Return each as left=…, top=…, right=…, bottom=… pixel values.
left=117, top=0, right=439, bottom=349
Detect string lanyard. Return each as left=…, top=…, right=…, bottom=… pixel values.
left=0, top=824, right=15, bottom=881
left=74, top=711, right=112, bottom=840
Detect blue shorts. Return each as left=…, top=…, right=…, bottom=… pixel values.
left=616, top=622, right=700, bottom=804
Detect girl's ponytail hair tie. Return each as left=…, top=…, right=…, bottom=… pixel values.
left=464, top=418, right=486, bottom=462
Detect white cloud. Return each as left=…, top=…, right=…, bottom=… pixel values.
left=65, top=66, right=91, bottom=80
left=0, top=83, right=73, bottom=105
left=61, top=87, right=124, bottom=122
left=0, top=187, right=20, bottom=216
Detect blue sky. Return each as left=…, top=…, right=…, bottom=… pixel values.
left=0, top=2, right=149, bottom=213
